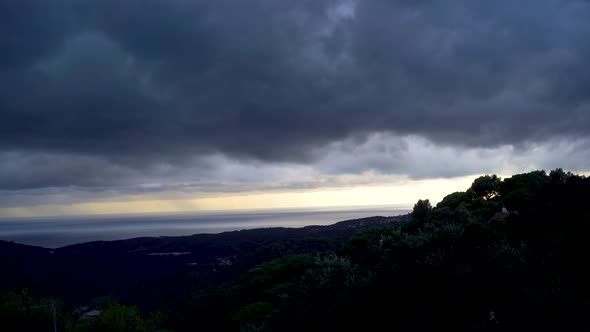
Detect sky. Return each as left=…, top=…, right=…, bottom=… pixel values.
left=1, top=0, right=590, bottom=218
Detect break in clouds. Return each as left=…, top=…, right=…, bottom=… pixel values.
left=2, top=0, right=590, bottom=201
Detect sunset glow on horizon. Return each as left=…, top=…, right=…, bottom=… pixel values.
left=0, top=176, right=480, bottom=218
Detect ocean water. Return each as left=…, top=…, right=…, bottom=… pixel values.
left=0, top=205, right=410, bottom=248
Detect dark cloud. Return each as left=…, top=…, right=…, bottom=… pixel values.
left=0, top=0, right=79, bottom=69
left=2, top=0, right=590, bottom=189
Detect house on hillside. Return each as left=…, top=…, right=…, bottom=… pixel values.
left=489, top=206, right=512, bottom=222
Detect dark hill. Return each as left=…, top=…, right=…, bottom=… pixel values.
left=56, top=214, right=409, bottom=255
left=0, top=214, right=409, bottom=307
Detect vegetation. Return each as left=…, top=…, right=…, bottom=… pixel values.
left=0, top=291, right=165, bottom=332
left=2, top=169, right=590, bottom=331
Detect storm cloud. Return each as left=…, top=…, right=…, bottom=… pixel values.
left=2, top=0, right=590, bottom=192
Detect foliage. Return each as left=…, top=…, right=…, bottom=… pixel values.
left=0, top=289, right=65, bottom=332
left=436, top=191, right=471, bottom=210
left=3, top=169, right=590, bottom=331
left=93, top=304, right=151, bottom=332
left=469, top=174, right=501, bottom=200
left=411, top=198, right=432, bottom=225
left=199, top=169, right=590, bottom=331
left=0, top=291, right=166, bottom=332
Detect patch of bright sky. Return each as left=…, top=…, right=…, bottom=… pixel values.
left=0, top=175, right=477, bottom=218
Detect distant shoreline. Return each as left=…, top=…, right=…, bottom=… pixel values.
left=0, top=206, right=410, bottom=248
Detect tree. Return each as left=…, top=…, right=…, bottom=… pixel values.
left=94, top=303, right=150, bottom=332
left=499, top=170, right=549, bottom=197
left=233, top=302, right=276, bottom=326
left=412, top=199, right=432, bottom=224
left=499, top=170, right=550, bottom=211
left=469, top=175, right=501, bottom=200
left=549, top=168, right=569, bottom=185
left=436, top=191, right=470, bottom=210
left=0, top=290, right=64, bottom=332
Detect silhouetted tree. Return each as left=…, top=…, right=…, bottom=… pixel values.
left=436, top=191, right=470, bottom=210
left=469, top=175, right=501, bottom=200
left=412, top=199, right=432, bottom=225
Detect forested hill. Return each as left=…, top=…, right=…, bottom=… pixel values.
left=55, top=214, right=410, bottom=255
left=0, top=213, right=411, bottom=327
left=2, top=169, right=590, bottom=331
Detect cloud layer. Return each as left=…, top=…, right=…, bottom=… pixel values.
left=2, top=0, right=590, bottom=195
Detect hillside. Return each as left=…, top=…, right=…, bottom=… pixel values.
left=0, top=214, right=409, bottom=311
left=2, top=169, right=590, bottom=331
left=56, top=214, right=410, bottom=255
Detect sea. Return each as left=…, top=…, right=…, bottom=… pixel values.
left=0, top=205, right=411, bottom=248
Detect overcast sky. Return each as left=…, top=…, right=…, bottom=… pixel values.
left=2, top=0, right=590, bottom=217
